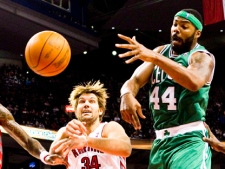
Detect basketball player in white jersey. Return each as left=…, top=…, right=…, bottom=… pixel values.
left=0, top=104, right=68, bottom=168
left=49, top=81, right=132, bottom=169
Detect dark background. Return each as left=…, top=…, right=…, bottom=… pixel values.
left=1, top=0, right=225, bottom=169
left=0, top=0, right=224, bottom=84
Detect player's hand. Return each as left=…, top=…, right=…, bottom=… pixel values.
left=203, top=122, right=223, bottom=153
left=115, top=34, right=154, bottom=64
left=50, top=138, right=71, bottom=158
left=44, top=154, right=69, bottom=168
left=67, top=134, right=87, bottom=150
left=50, top=136, right=87, bottom=158
left=65, top=119, right=87, bottom=137
left=120, top=93, right=145, bottom=130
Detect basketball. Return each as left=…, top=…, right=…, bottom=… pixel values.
left=25, top=30, right=71, bottom=77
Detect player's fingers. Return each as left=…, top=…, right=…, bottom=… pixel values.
left=52, top=139, right=70, bottom=153
left=54, top=143, right=69, bottom=153
left=115, top=43, right=136, bottom=51
left=203, top=137, right=213, bottom=144
left=124, top=55, right=139, bottom=64
left=203, top=122, right=210, bottom=130
left=62, top=148, right=71, bottom=158
left=66, top=128, right=81, bottom=136
left=75, top=121, right=87, bottom=134
left=54, top=158, right=69, bottom=168
left=71, top=120, right=87, bottom=131
left=136, top=106, right=146, bottom=119
left=45, top=156, right=55, bottom=164
left=117, top=34, right=134, bottom=43
left=65, top=129, right=79, bottom=138
left=131, top=114, right=141, bottom=130
left=66, top=123, right=86, bottom=136
left=132, top=36, right=140, bottom=45
left=64, top=161, right=70, bottom=168
left=120, top=111, right=132, bottom=124
left=203, top=122, right=214, bottom=137
left=202, top=137, right=208, bottom=142
left=52, top=138, right=68, bottom=146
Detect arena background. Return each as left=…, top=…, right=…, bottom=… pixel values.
left=0, top=0, right=225, bottom=169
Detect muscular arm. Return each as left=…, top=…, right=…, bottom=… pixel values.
left=50, top=122, right=132, bottom=157
left=119, top=46, right=161, bottom=129
left=117, top=34, right=215, bottom=92
left=120, top=46, right=163, bottom=96
left=152, top=51, right=215, bottom=91
left=0, top=104, right=45, bottom=159
left=50, top=127, right=67, bottom=146
left=87, top=121, right=132, bottom=157
left=0, top=104, right=69, bottom=167
left=49, top=120, right=87, bottom=156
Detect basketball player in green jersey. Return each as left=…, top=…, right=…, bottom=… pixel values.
left=116, top=9, right=215, bottom=169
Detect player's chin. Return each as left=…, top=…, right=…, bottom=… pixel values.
left=171, top=40, right=182, bottom=47
left=80, top=115, right=92, bottom=121
left=171, top=44, right=183, bottom=53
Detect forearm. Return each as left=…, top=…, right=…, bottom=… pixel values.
left=153, top=52, right=206, bottom=91
left=8, top=133, right=46, bottom=159
left=218, top=142, right=225, bottom=154
left=26, top=138, right=46, bottom=159
left=120, top=79, right=140, bottom=97
left=121, top=62, right=154, bottom=96
left=2, top=120, right=46, bottom=159
left=153, top=53, right=214, bottom=91
left=87, top=137, right=131, bottom=157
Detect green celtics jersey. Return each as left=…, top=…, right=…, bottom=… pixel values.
left=149, top=44, right=214, bottom=130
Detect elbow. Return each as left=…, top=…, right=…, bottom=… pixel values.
left=122, top=144, right=132, bottom=157
left=188, top=85, right=200, bottom=92
left=185, top=80, right=204, bottom=92
left=126, top=148, right=132, bottom=157
left=185, top=73, right=210, bottom=92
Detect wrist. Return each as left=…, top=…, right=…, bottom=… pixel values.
left=40, top=151, right=49, bottom=164
left=218, top=142, right=225, bottom=153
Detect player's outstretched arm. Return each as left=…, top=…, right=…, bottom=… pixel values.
left=120, top=61, right=155, bottom=130
left=0, top=104, right=68, bottom=167
left=50, top=121, right=132, bottom=158
left=87, top=121, right=132, bottom=157
left=203, top=122, right=225, bottom=154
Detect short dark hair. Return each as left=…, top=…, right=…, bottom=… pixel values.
left=182, top=9, right=203, bottom=25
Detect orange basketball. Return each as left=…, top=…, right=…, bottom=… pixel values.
left=25, top=30, right=71, bottom=77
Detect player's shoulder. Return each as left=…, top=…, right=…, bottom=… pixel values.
left=107, top=121, right=120, bottom=125
left=102, top=121, right=126, bottom=137
left=57, top=126, right=66, bottom=134
left=104, top=121, right=124, bottom=129
left=154, top=45, right=168, bottom=53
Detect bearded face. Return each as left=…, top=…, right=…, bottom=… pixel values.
left=171, top=31, right=196, bottom=54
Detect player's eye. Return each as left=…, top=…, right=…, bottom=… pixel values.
left=89, top=100, right=96, bottom=103
left=78, top=100, right=85, bottom=104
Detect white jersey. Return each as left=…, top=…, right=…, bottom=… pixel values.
left=67, top=122, right=127, bottom=169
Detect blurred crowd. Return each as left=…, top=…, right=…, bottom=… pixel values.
left=0, top=63, right=225, bottom=141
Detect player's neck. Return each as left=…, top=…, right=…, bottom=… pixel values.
left=172, top=42, right=198, bottom=56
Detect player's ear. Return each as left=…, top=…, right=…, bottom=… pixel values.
left=195, top=30, right=201, bottom=38
left=99, top=109, right=103, bottom=115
